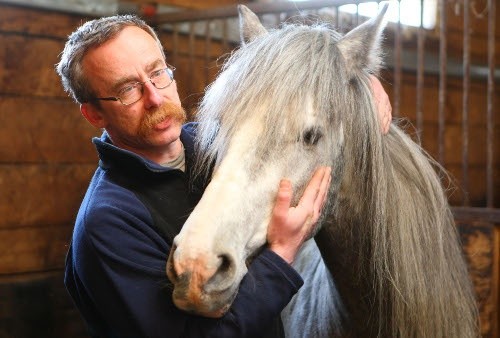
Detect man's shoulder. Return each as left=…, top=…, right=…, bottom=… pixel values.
left=182, top=121, right=198, bottom=135
left=181, top=122, right=198, bottom=160
left=78, top=168, right=152, bottom=230
left=181, top=122, right=198, bottom=143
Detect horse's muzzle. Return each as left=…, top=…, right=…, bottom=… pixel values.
left=166, top=244, right=238, bottom=318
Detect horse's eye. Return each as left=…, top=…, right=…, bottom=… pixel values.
left=302, top=128, right=323, bottom=146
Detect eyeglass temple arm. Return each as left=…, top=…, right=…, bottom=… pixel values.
left=94, top=97, right=120, bottom=101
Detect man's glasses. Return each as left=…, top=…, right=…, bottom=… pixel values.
left=92, top=65, right=176, bottom=106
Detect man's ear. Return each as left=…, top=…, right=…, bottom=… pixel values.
left=81, top=103, right=106, bottom=129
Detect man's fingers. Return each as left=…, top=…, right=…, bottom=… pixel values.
left=317, top=168, right=331, bottom=210
left=370, top=75, right=392, bottom=135
left=267, top=168, right=332, bottom=262
left=312, top=167, right=332, bottom=222
left=383, top=100, right=392, bottom=133
left=272, top=179, right=293, bottom=221
left=298, top=167, right=328, bottom=208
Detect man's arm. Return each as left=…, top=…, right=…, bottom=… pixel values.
left=71, top=184, right=304, bottom=338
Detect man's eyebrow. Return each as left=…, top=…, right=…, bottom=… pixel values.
left=145, top=59, right=166, bottom=73
left=111, top=76, right=139, bottom=93
left=109, top=59, right=166, bottom=93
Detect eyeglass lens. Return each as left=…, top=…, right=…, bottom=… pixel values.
left=119, top=67, right=174, bottom=105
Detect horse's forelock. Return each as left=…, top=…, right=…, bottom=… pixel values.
left=194, top=23, right=353, bottom=178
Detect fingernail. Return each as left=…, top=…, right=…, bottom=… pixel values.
left=280, top=179, right=292, bottom=189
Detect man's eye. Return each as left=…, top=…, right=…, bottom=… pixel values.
left=119, top=85, right=136, bottom=95
left=150, top=69, right=164, bottom=79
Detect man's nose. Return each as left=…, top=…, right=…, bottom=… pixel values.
left=142, top=80, right=165, bottom=108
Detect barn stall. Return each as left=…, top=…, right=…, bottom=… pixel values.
left=0, top=0, right=497, bottom=337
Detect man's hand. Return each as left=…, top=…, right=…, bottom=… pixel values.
left=267, top=167, right=331, bottom=264
left=370, top=75, right=392, bottom=134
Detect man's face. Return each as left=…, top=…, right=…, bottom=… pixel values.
left=81, top=26, right=185, bottom=156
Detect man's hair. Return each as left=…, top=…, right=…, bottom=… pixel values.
left=56, top=15, right=165, bottom=104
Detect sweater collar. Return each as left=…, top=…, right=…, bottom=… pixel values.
left=93, top=123, right=197, bottom=174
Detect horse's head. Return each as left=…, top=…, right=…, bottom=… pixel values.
left=166, top=5, right=388, bottom=317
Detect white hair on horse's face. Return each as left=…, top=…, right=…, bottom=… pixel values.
left=196, top=23, right=349, bottom=190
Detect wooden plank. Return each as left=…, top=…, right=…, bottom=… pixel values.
left=160, top=30, right=233, bottom=59
left=494, top=224, right=500, bottom=338
left=380, top=70, right=500, bottom=126
left=416, top=124, right=500, bottom=166
left=453, top=207, right=500, bottom=223
left=419, top=121, right=500, bottom=169
left=0, top=164, right=96, bottom=228
left=149, top=0, right=364, bottom=24
left=457, top=219, right=500, bottom=338
left=174, top=57, right=222, bottom=113
left=0, top=97, right=100, bottom=163
left=443, top=0, right=500, bottom=37
left=129, top=0, right=240, bottom=10
left=0, top=225, right=73, bottom=274
left=446, top=165, right=500, bottom=207
left=0, top=270, right=88, bottom=338
left=0, top=3, right=90, bottom=39
left=160, top=32, right=232, bottom=113
left=0, top=35, right=68, bottom=98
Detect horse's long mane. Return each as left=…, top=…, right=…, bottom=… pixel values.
left=193, top=9, right=479, bottom=337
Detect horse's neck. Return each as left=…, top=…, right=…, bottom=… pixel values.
left=281, top=239, right=345, bottom=338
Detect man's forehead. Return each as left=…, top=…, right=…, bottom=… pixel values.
left=89, top=26, right=160, bottom=59
left=82, top=26, right=165, bottom=88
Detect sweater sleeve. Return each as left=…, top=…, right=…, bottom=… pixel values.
left=66, top=173, right=303, bottom=338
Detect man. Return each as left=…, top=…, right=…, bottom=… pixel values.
left=57, top=15, right=391, bottom=338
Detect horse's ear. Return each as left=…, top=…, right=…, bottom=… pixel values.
left=238, top=5, right=268, bottom=45
left=337, top=3, right=389, bottom=74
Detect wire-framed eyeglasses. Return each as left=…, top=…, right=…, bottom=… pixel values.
left=92, top=65, right=176, bottom=106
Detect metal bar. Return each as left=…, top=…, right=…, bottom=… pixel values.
left=451, top=206, right=500, bottom=223
left=332, top=6, right=339, bottom=30
left=221, top=18, right=229, bottom=54
left=462, top=0, right=470, bottom=206
left=384, top=50, right=500, bottom=80
left=438, top=0, right=447, bottom=165
left=148, top=0, right=378, bottom=25
left=355, top=3, right=360, bottom=25
left=486, top=0, right=496, bottom=208
left=393, top=0, right=402, bottom=118
left=172, top=24, right=179, bottom=66
left=188, top=21, right=196, bottom=105
left=0, top=0, right=114, bottom=16
left=274, top=13, right=281, bottom=28
left=416, top=0, right=425, bottom=135
left=204, top=20, right=212, bottom=88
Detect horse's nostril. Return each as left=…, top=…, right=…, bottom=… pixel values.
left=218, top=254, right=232, bottom=274
left=205, top=253, right=236, bottom=291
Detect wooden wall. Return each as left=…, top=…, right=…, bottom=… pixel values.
left=0, top=3, right=235, bottom=337
left=380, top=70, right=500, bottom=207
left=456, top=208, right=500, bottom=337
left=158, top=29, right=234, bottom=117
left=0, top=2, right=498, bottom=338
left=0, top=4, right=98, bottom=337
